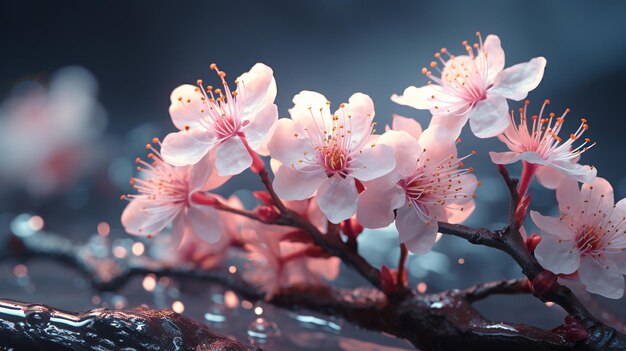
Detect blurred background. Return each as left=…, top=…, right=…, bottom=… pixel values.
left=1, top=1, right=626, bottom=349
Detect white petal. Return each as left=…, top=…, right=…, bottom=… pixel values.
left=188, top=204, right=222, bottom=243
left=161, top=130, right=214, bottom=167
left=349, top=142, right=396, bottom=181
left=395, top=205, right=438, bottom=255
left=468, top=95, right=510, bottom=138
left=534, top=234, right=579, bottom=274
left=273, top=165, right=326, bottom=200
left=168, top=84, right=211, bottom=130
left=317, top=175, right=359, bottom=224
left=530, top=211, right=575, bottom=240
left=490, top=57, right=547, bottom=101
left=244, top=103, right=278, bottom=151
left=188, top=152, right=231, bottom=193
left=357, top=185, right=406, bottom=229
left=518, top=152, right=552, bottom=165
left=536, top=165, right=565, bottom=190
left=489, top=151, right=521, bottom=165
left=578, top=255, right=624, bottom=299
left=236, top=63, right=277, bottom=116
left=445, top=200, right=476, bottom=223
left=391, top=114, right=422, bottom=140
left=215, top=136, right=252, bottom=176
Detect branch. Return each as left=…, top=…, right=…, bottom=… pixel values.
left=437, top=165, right=626, bottom=350
left=0, top=297, right=260, bottom=350
left=0, top=229, right=613, bottom=351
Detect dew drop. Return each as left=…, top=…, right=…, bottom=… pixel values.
left=247, top=317, right=281, bottom=346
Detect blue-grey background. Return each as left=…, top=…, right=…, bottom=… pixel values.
left=1, top=1, right=625, bottom=349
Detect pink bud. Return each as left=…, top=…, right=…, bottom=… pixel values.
left=531, top=270, right=557, bottom=295
left=191, top=192, right=220, bottom=206
left=254, top=205, right=280, bottom=223
left=341, top=217, right=364, bottom=238
left=253, top=191, right=273, bottom=205
left=526, top=234, right=542, bottom=253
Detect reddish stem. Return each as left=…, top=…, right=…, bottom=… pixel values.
left=517, top=161, right=539, bottom=198
left=239, top=135, right=265, bottom=173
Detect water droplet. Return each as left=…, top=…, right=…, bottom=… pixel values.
left=204, top=303, right=228, bottom=328
left=291, top=313, right=342, bottom=333
left=24, top=305, right=51, bottom=327
left=247, top=317, right=281, bottom=346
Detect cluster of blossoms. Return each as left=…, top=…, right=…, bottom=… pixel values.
left=121, top=33, right=624, bottom=299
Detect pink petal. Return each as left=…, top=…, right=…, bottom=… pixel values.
left=349, top=142, right=396, bottom=181
left=395, top=205, right=438, bottom=255
left=317, top=175, right=359, bottom=224
left=482, top=34, right=505, bottom=84
left=445, top=200, right=475, bottom=223
left=377, top=130, right=420, bottom=178
left=391, top=85, right=436, bottom=110
left=339, top=93, right=375, bottom=142
left=215, top=136, right=252, bottom=176
left=168, top=84, right=210, bottom=130
left=468, top=95, right=510, bottom=138
left=428, top=114, right=468, bottom=140
left=289, top=90, right=331, bottom=131
left=356, top=185, right=406, bottom=229
left=188, top=204, right=222, bottom=243
left=551, top=160, right=597, bottom=184
left=391, top=114, right=422, bottom=140
left=556, top=179, right=583, bottom=214
left=267, top=118, right=315, bottom=168
left=518, top=151, right=551, bottom=165
left=121, top=197, right=178, bottom=237
left=489, top=151, right=521, bottom=165
left=307, top=257, right=340, bottom=281
left=236, top=63, right=277, bottom=117
left=536, top=165, right=565, bottom=190
left=490, top=57, right=547, bottom=101
left=161, top=129, right=214, bottom=167
left=580, top=177, right=614, bottom=213
left=534, top=234, right=579, bottom=274
left=188, top=152, right=231, bottom=193
left=273, top=165, right=326, bottom=200
left=530, top=210, right=575, bottom=240
left=578, top=255, right=624, bottom=299
left=244, top=103, right=278, bottom=152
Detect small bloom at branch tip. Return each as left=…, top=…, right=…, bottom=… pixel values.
left=191, top=192, right=220, bottom=207
left=254, top=205, right=280, bottom=223
left=531, top=270, right=557, bottom=295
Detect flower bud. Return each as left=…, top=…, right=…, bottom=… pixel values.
left=254, top=205, right=280, bottom=223
left=531, top=270, right=557, bottom=295
left=253, top=191, right=273, bottom=205
left=526, top=233, right=542, bottom=253
left=341, top=217, right=364, bottom=239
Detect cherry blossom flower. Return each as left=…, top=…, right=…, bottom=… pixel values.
left=392, top=32, right=546, bottom=138
left=121, top=140, right=230, bottom=242
left=489, top=100, right=596, bottom=195
left=245, top=231, right=340, bottom=298
left=357, top=118, right=478, bottom=254
left=161, top=63, right=278, bottom=176
left=532, top=178, right=626, bottom=299
left=267, top=90, right=396, bottom=224
left=0, top=67, right=107, bottom=196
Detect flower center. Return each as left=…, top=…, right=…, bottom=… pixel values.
left=576, top=226, right=603, bottom=256
left=322, top=146, right=347, bottom=173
